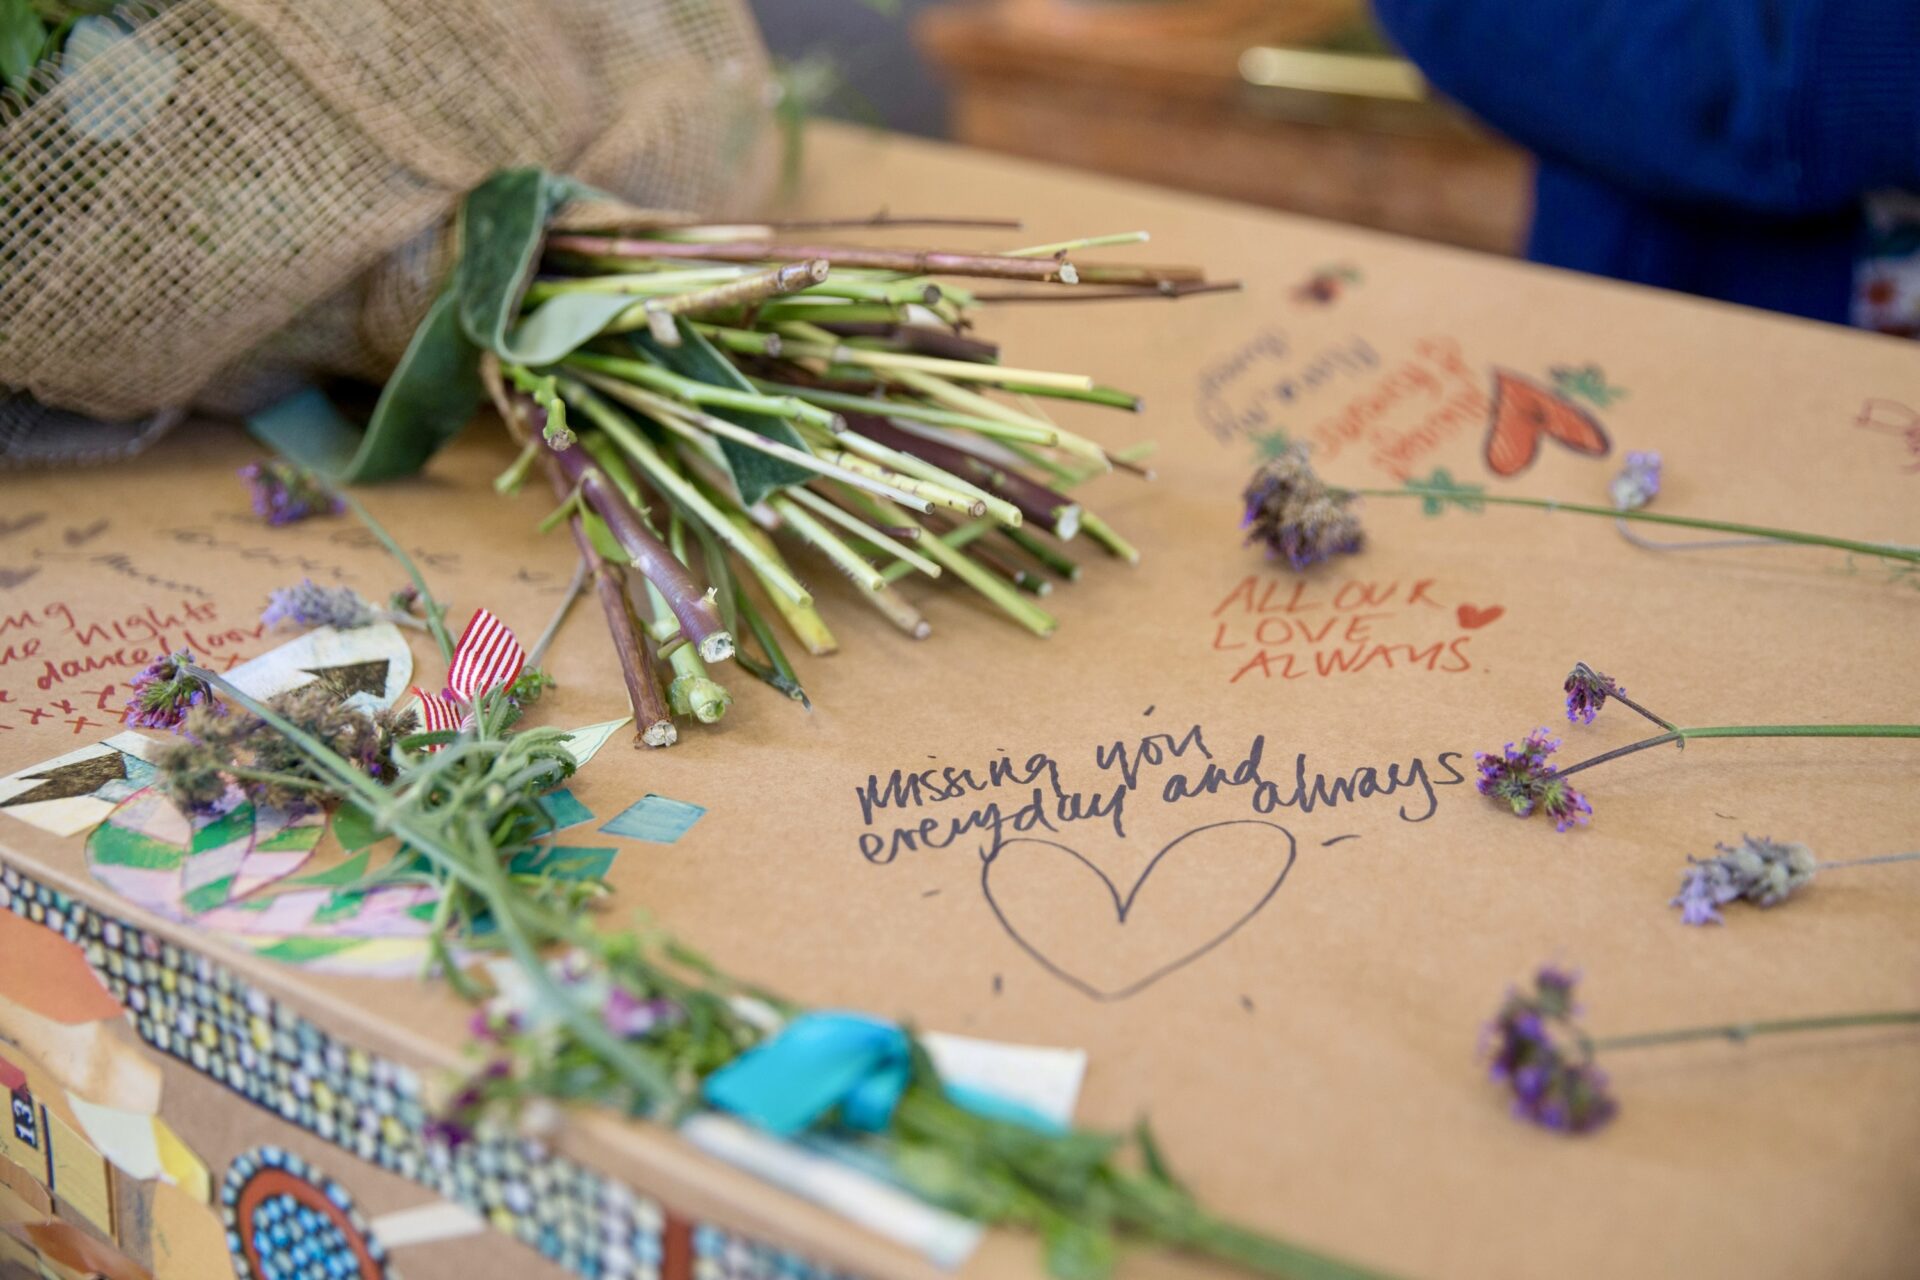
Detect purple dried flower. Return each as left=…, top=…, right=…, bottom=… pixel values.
left=1475, top=728, right=1593, bottom=831
left=124, top=649, right=215, bottom=729
left=1610, top=451, right=1662, bottom=511
left=261, top=578, right=377, bottom=630
left=1563, top=663, right=1622, bottom=725
left=602, top=987, right=679, bottom=1039
left=1671, top=834, right=1817, bottom=925
left=1483, top=967, right=1616, bottom=1134
left=1241, top=447, right=1364, bottom=571
left=425, top=1060, right=513, bottom=1149
left=239, top=460, right=343, bottom=526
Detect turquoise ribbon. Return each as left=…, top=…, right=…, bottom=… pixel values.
left=701, top=1012, right=1063, bottom=1137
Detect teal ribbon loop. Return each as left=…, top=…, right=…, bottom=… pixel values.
left=701, top=1012, right=1063, bottom=1137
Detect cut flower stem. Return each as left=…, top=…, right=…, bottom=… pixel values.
left=1590, top=1009, right=1920, bottom=1053
left=1557, top=723, right=1920, bottom=780
left=1340, top=485, right=1920, bottom=566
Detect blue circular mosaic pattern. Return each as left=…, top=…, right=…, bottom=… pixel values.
left=221, top=1146, right=391, bottom=1280
left=249, top=1191, right=362, bottom=1279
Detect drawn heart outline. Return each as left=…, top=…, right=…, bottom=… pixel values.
left=981, top=819, right=1297, bottom=1001
left=1456, top=603, right=1504, bottom=629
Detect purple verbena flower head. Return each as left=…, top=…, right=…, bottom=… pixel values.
left=261, top=578, right=377, bottom=630
left=1240, top=446, right=1364, bottom=571
left=1563, top=663, right=1622, bottom=725
left=1671, top=834, right=1817, bottom=926
left=238, top=460, right=342, bottom=526
left=1483, top=966, right=1616, bottom=1134
left=1475, top=728, right=1593, bottom=832
left=1610, top=451, right=1662, bottom=511
left=124, top=649, right=215, bottom=730
left=602, top=987, right=680, bottom=1039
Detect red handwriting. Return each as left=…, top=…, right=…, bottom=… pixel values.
left=0, top=598, right=268, bottom=711
left=1855, top=399, right=1920, bottom=473
left=1210, top=575, right=1493, bottom=685
left=1308, top=336, right=1490, bottom=480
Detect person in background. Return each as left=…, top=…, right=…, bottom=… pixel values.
left=1370, top=0, right=1920, bottom=337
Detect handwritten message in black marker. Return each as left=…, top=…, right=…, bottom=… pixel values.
left=851, top=721, right=1468, bottom=866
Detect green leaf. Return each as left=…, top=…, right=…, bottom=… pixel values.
left=1133, top=1117, right=1187, bottom=1194
left=579, top=511, right=630, bottom=565
left=1043, top=1219, right=1117, bottom=1280
left=454, top=167, right=561, bottom=354
left=627, top=321, right=815, bottom=504
left=0, top=0, right=47, bottom=88
left=247, top=290, right=481, bottom=482
left=1403, top=467, right=1485, bottom=517
left=499, top=292, right=639, bottom=365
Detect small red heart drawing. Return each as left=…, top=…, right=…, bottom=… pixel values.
left=1457, top=603, right=1504, bottom=629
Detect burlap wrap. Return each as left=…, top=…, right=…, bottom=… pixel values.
left=0, top=0, right=775, bottom=455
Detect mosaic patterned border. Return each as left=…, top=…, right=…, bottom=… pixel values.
left=0, top=860, right=857, bottom=1280
left=222, top=1147, right=391, bottom=1280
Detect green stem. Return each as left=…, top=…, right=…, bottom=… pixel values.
left=526, top=559, right=589, bottom=669
left=1590, top=1010, right=1920, bottom=1053
left=1557, top=724, right=1920, bottom=780
left=1343, top=487, right=1920, bottom=565
left=337, top=492, right=457, bottom=662
left=1821, top=850, right=1920, bottom=871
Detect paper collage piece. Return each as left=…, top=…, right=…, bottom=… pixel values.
left=599, top=795, right=706, bottom=845
left=681, top=1030, right=1086, bottom=1270
left=0, top=911, right=220, bottom=1280
left=226, top=623, right=412, bottom=712
left=85, top=792, right=435, bottom=978
left=559, top=718, right=631, bottom=769
left=84, top=776, right=618, bottom=977
left=221, top=1148, right=390, bottom=1280
left=0, top=732, right=164, bottom=839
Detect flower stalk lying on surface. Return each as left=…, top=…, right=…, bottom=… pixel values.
left=1239, top=452, right=1920, bottom=569
left=261, top=578, right=428, bottom=632
left=1485, top=967, right=1920, bottom=1134
left=1476, top=663, right=1920, bottom=830
left=1673, top=835, right=1920, bottom=925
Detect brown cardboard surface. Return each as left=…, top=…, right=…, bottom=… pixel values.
left=1, top=124, right=1917, bottom=1280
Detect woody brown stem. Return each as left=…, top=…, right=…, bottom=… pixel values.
left=849, top=415, right=1081, bottom=538
left=548, top=440, right=734, bottom=664
left=547, top=235, right=1078, bottom=283
left=544, top=460, right=676, bottom=748
left=971, top=280, right=1243, bottom=303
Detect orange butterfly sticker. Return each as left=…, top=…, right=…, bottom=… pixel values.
left=1483, top=369, right=1611, bottom=477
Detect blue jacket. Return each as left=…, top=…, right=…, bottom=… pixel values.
left=1371, top=0, right=1920, bottom=325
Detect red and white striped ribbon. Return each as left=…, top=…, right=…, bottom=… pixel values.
left=446, top=608, right=526, bottom=703
left=412, top=688, right=464, bottom=736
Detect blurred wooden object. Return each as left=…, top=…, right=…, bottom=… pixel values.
left=917, top=0, right=1532, bottom=253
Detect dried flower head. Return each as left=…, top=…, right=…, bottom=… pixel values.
left=388, top=584, right=421, bottom=616
left=1671, top=834, right=1817, bottom=925
left=261, top=578, right=377, bottom=630
left=1563, top=663, right=1623, bottom=725
left=1241, top=447, right=1364, bottom=571
left=1476, top=728, right=1593, bottom=831
left=153, top=685, right=412, bottom=815
left=1610, top=451, right=1662, bottom=511
left=124, top=649, right=215, bottom=729
left=1483, top=966, right=1616, bottom=1134
left=602, top=987, right=679, bottom=1039
left=238, top=460, right=342, bottom=526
